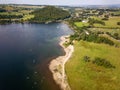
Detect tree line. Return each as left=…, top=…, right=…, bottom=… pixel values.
left=83, top=56, right=115, bottom=69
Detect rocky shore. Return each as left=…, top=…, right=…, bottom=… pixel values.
left=49, top=36, right=74, bottom=90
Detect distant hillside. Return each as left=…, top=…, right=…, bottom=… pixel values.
left=70, top=4, right=120, bottom=9
left=84, top=4, right=120, bottom=8
left=29, top=6, right=70, bottom=23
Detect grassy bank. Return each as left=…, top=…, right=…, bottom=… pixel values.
left=66, top=41, right=120, bottom=90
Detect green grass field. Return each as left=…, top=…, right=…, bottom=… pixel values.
left=89, top=28, right=120, bottom=34
left=99, top=34, right=120, bottom=47
left=92, top=17, right=120, bottom=28
left=0, top=12, right=23, bottom=15
left=66, top=41, right=120, bottom=90
left=0, top=10, right=32, bottom=15
left=74, top=22, right=89, bottom=27
left=88, top=28, right=120, bottom=45
left=75, top=17, right=120, bottom=29
left=110, top=11, right=120, bottom=15
left=0, top=10, right=34, bottom=21
left=19, top=10, right=33, bottom=14
left=21, top=14, right=34, bottom=21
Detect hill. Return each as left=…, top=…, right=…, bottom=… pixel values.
left=29, top=6, right=70, bottom=23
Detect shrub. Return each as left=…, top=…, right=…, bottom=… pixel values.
left=97, top=31, right=104, bottom=34
left=92, top=57, right=115, bottom=68
left=83, top=56, right=90, bottom=62
left=113, top=33, right=120, bottom=39
left=106, top=32, right=111, bottom=35
left=80, top=33, right=114, bottom=46
left=102, top=18, right=109, bottom=20
left=117, top=22, right=120, bottom=25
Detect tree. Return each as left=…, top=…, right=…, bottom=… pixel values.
left=117, top=22, right=120, bottom=25
left=113, top=33, right=119, bottom=39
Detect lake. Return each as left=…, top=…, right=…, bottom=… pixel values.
left=0, top=23, right=73, bottom=90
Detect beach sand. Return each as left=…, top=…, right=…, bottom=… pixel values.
left=49, top=36, right=74, bottom=90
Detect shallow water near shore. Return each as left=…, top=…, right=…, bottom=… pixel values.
left=0, top=23, right=73, bottom=90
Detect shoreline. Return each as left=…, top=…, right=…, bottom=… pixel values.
left=49, top=36, right=74, bottom=90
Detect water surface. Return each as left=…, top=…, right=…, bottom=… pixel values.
left=0, top=23, right=73, bottom=90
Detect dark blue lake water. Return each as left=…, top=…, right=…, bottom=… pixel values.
left=0, top=23, right=73, bottom=90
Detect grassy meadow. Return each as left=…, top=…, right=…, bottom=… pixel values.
left=88, top=28, right=120, bottom=47
left=74, top=17, right=120, bottom=29
left=66, top=41, right=120, bottom=90
left=22, top=14, right=34, bottom=21
left=89, top=28, right=120, bottom=34
left=0, top=10, right=33, bottom=15
left=0, top=5, right=34, bottom=23
left=94, top=17, right=120, bottom=28
left=99, top=34, right=120, bottom=47
left=74, top=22, right=89, bottom=27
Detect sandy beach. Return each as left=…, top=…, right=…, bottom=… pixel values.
left=49, top=36, right=74, bottom=90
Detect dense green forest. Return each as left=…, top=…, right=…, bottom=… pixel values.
left=29, top=6, right=70, bottom=23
